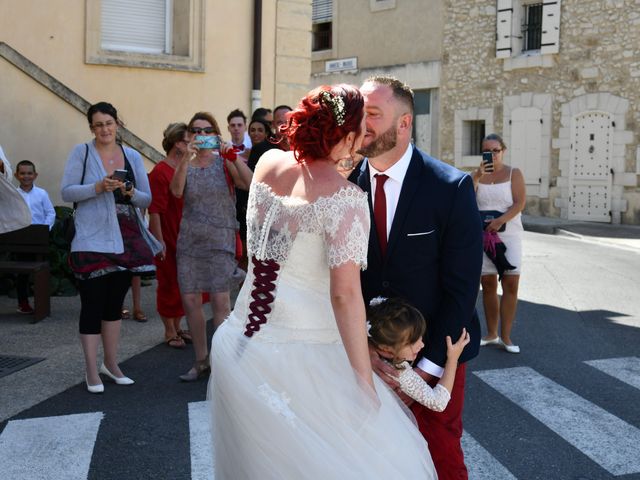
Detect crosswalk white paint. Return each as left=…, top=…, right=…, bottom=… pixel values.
left=585, top=356, right=640, bottom=390
left=474, top=366, right=640, bottom=476
left=0, top=412, right=103, bottom=480
left=189, top=400, right=214, bottom=480
left=461, top=431, right=517, bottom=480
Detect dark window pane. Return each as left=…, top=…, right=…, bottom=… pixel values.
left=466, top=120, right=485, bottom=156
left=524, top=4, right=543, bottom=51
left=312, top=22, right=332, bottom=51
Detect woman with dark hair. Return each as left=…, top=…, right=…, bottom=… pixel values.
left=472, top=133, right=526, bottom=353
left=171, top=112, right=252, bottom=381
left=234, top=118, right=274, bottom=270
left=208, top=86, right=436, bottom=479
left=61, top=102, right=160, bottom=394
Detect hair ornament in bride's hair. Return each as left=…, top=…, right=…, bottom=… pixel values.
left=369, top=296, right=388, bottom=307
left=366, top=320, right=373, bottom=337
left=319, top=90, right=346, bottom=126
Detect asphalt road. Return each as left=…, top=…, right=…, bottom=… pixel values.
left=1, top=231, right=639, bottom=480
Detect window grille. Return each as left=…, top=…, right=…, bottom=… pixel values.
left=523, top=3, right=543, bottom=51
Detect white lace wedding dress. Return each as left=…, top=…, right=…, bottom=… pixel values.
left=208, top=182, right=437, bottom=479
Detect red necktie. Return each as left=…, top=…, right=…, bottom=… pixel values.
left=374, top=174, right=389, bottom=257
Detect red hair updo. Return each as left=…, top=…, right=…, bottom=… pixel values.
left=285, top=84, right=364, bottom=163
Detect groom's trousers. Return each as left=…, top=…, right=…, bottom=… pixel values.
left=411, top=363, right=467, bottom=480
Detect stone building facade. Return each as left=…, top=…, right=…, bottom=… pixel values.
left=439, top=0, right=640, bottom=224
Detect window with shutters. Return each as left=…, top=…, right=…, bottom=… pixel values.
left=312, top=0, right=333, bottom=52
left=496, top=0, right=561, bottom=69
left=86, top=0, right=205, bottom=72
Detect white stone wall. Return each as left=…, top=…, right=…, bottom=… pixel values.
left=440, top=0, right=640, bottom=224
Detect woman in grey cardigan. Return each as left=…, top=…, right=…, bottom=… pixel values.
left=61, top=102, right=157, bottom=394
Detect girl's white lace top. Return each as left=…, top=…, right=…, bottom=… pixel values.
left=246, top=182, right=370, bottom=270
left=396, top=361, right=451, bottom=412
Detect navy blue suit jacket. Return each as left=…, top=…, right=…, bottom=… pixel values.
left=357, top=147, right=483, bottom=368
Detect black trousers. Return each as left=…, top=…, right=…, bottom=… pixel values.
left=77, top=270, right=133, bottom=334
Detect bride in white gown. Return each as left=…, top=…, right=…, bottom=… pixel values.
left=208, top=85, right=437, bottom=479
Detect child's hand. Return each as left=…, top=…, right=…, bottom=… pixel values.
left=446, top=328, right=470, bottom=362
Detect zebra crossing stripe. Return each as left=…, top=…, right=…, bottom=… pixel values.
left=189, top=401, right=214, bottom=480
left=585, top=357, right=640, bottom=390
left=0, top=412, right=103, bottom=480
left=475, top=366, right=640, bottom=476
left=462, top=430, right=517, bottom=480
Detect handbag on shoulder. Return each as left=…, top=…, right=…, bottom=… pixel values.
left=479, top=210, right=506, bottom=232
left=62, top=144, right=89, bottom=244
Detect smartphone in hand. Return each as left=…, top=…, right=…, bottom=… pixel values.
left=111, top=169, right=128, bottom=181
left=482, top=152, right=494, bottom=173
left=195, top=135, right=220, bottom=150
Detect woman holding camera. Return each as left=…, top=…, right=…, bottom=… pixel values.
left=61, top=102, right=158, bottom=393
left=170, top=112, right=252, bottom=381
left=472, top=133, right=526, bottom=353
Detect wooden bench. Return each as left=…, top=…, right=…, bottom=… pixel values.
left=0, top=225, right=51, bottom=322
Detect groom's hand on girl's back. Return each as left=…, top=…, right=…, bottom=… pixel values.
left=368, top=344, right=400, bottom=388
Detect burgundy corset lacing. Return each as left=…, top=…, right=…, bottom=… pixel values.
left=244, top=257, right=281, bottom=337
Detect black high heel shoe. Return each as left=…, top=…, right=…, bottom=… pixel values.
left=179, top=357, right=211, bottom=382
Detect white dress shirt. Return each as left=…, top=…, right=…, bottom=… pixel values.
left=367, top=143, right=413, bottom=239
left=367, top=144, right=445, bottom=379
left=17, top=185, right=56, bottom=229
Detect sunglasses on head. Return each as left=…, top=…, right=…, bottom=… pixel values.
left=189, top=127, right=216, bottom=134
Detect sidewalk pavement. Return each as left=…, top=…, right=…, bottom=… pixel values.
left=0, top=284, right=163, bottom=423
left=1, top=215, right=639, bottom=424
left=522, top=214, right=640, bottom=252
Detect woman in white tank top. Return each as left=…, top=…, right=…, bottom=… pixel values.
left=472, top=134, right=526, bottom=354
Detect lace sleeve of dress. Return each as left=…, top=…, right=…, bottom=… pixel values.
left=319, top=186, right=370, bottom=270
left=397, top=362, right=451, bottom=412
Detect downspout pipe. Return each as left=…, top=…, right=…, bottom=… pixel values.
left=251, top=0, right=262, bottom=114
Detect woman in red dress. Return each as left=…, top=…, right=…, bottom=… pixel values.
left=148, top=123, right=193, bottom=348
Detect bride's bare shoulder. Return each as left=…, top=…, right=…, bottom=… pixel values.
left=253, top=150, right=296, bottom=183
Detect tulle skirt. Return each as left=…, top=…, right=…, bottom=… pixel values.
left=208, top=317, right=437, bottom=480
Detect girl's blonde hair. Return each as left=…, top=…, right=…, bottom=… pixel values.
left=367, top=298, right=426, bottom=363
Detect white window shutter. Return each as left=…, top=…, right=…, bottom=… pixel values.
left=312, top=0, right=333, bottom=23
left=540, top=0, right=561, bottom=54
left=511, top=108, right=542, bottom=185
left=496, top=0, right=513, bottom=58
left=101, top=0, right=169, bottom=54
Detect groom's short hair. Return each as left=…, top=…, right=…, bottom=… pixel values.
left=364, top=75, right=414, bottom=114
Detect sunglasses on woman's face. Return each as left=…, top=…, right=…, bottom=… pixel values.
left=189, top=127, right=215, bottom=134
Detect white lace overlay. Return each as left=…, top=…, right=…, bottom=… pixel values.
left=247, top=182, right=369, bottom=270
left=258, top=383, right=297, bottom=426
left=396, top=361, right=452, bottom=412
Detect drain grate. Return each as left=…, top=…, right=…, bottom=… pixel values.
left=0, top=355, right=45, bottom=379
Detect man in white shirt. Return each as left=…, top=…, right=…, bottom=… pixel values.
left=13, top=160, right=56, bottom=314
left=226, top=108, right=251, bottom=162
left=356, top=76, right=482, bottom=480
left=15, top=160, right=56, bottom=229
